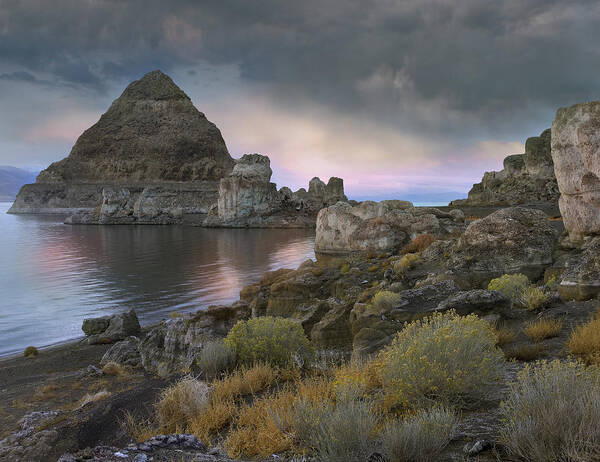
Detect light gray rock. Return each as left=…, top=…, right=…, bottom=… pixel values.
left=101, top=336, right=142, bottom=367
left=314, top=200, right=465, bottom=255
left=437, top=290, right=512, bottom=316
left=552, top=101, right=600, bottom=241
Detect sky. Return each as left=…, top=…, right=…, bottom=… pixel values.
left=1, top=0, right=600, bottom=202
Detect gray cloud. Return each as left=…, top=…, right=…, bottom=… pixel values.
left=1, top=0, right=600, bottom=195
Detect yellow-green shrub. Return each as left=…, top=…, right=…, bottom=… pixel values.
left=224, top=317, right=314, bottom=367
left=488, top=273, right=530, bottom=306
left=523, top=286, right=549, bottom=310
left=378, top=310, right=504, bottom=410
left=23, top=346, right=38, bottom=358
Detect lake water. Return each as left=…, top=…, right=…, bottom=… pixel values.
left=0, top=202, right=315, bottom=357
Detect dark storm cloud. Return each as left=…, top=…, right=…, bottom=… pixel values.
left=2, top=0, right=600, bottom=139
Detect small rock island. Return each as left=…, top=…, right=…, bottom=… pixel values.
left=9, top=70, right=347, bottom=227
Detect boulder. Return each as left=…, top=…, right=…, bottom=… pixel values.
left=100, top=336, right=142, bottom=367
left=446, top=207, right=557, bottom=288
left=558, top=237, right=600, bottom=300
left=82, top=309, right=141, bottom=345
left=350, top=280, right=461, bottom=355
left=139, top=302, right=250, bottom=376
left=315, top=200, right=465, bottom=255
left=552, top=101, right=600, bottom=241
left=309, top=299, right=355, bottom=350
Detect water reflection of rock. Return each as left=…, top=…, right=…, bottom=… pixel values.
left=35, top=225, right=315, bottom=323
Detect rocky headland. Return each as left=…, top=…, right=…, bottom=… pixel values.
left=9, top=71, right=347, bottom=228
left=451, top=128, right=560, bottom=209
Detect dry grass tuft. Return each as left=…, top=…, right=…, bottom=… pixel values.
left=212, top=363, right=276, bottom=403
left=501, top=360, right=600, bottom=462
left=402, top=234, right=436, bottom=254
left=567, top=312, right=600, bottom=362
left=155, top=376, right=210, bottom=433
left=187, top=396, right=238, bottom=443
left=393, top=253, right=420, bottom=274
left=123, top=411, right=157, bottom=442
left=505, top=343, right=546, bottom=362
left=77, top=390, right=111, bottom=408
left=524, top=318, right=563, bottom=343
left=102, top=361, right=125, bottom=376
left=32, top=383, right=60, bottom=402
left=492, top=324, right=516, bottom=346
left=224, top=390, right=295, bottom=458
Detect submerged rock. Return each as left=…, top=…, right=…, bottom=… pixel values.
left=552, top=101, right=600, bottom=241
left=447, top=207, right=558, bottom=288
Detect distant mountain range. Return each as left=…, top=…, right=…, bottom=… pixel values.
left=0, top=166, right=38, bottom=200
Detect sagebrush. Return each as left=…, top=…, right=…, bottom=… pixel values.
left=224, top=316, right=314, bottom=367
left=378, top=310, right=504, bottom=410
left=501, top=360, right=600, bottom=462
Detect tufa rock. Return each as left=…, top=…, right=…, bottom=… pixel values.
left=314, top=200, right=465, bottom=255
left=82, top=309, right=141, bottom=345
left=446, top=207, right=557, bottom=288
left=552, top=101, right=600, bottom=241
left=558, top=237, right=600, bottom=300
left=350, top=280, right=461, bottom=355
left=139, top=302, right=250, bottom=376
left=451, top=129, right=559, bottom=207
left=9, top=70, right=234, bottom=215
left=100, top=336, right=142, bottom=368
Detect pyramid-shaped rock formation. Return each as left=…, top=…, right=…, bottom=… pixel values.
left=9, top=70, right=235, bottom=215
left=37, top=70, right=234, bottom=183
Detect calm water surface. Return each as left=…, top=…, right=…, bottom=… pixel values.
left=0, top=202, right=315, bottom=356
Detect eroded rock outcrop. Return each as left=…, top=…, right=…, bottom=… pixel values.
left=314, top=200, right=465, bottom=255
left=558, top=237, right=600, bottom=300
left=350, top=280, right=461, bottom=355
left=10, top=70, right=234, bottom=218
left=138, top=302, right=250, bottom=376
left=204, top=153, right=348, bottom=227
left=552, top=101, right=600, bottom=242
left=451, top=129, right=559, bottom=206
left=446, top=207, right=558, bottom=288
